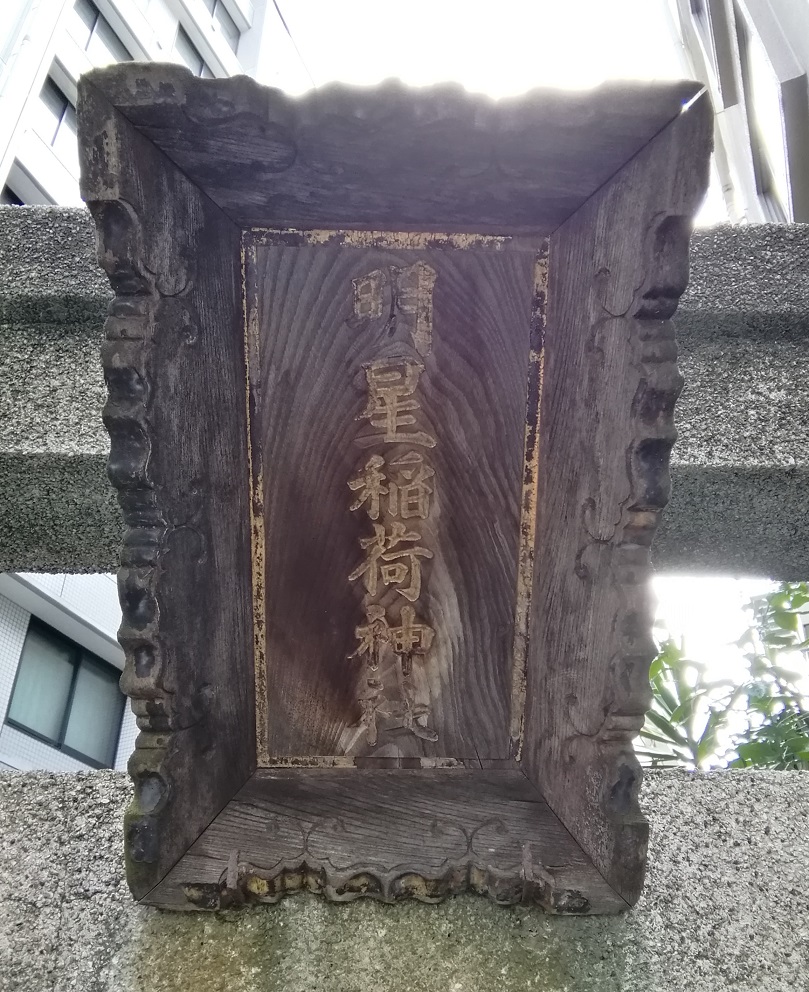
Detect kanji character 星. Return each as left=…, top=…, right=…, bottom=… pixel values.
left=356, top=358, right=436, bottom=449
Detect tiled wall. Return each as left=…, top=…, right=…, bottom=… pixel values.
left=0, top=593, right=29, bottom=739
left=18, top=572, right=120, bottom=637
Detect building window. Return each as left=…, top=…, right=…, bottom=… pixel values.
left=5, top=619, right=125, bottom=768
left=204, top=0, right=240, bottom=53
left=68, top=0, right=133, bottom=65
left=1, top=186, right=23, bottom=205
left=735, top=4, right=790, bottom=221
left=32, top=77, right=79, bottom=166
left=173, top=26, right=214, bottom=77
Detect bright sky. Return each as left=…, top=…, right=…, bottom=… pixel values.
left=652, top=576, right=776, bottom=682
left=261, top=0, right=688, bottom=95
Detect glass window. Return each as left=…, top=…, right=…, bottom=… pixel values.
left=63, top=656, right=123, bottom=767
left=31, top=76, right=80, bottom=176
left=0, top=186, right=24, bottom=205
left=33, top=77, right=68, bottom=145
left=173, top=25, right=214, bottom=77
left=5, top=619, right=125, bottom=768
left=735, top=5, right=790, bottom=220
left=68, top=0, right=132, bottom=65
left=212, top=1, right=240, bottom=53
left=7, top=626, right=74, bottom=742
left=67, top=0, right=97, bottom=49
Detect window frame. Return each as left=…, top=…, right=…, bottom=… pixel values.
left=210, top=0, right=240, bottom=54
left=734, top=1, right=789, bottom=221
left=173, top=24, right=215, bottom=77
left=4, top=617, right=125, bottom=769
left=0, top=185, right=24, bottom=205
left=37, top=76, right=74, bottom=147
left=70, top=0, right=133, bottom=63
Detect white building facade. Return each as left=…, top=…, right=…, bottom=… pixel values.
left=0, top=0, right=270, bottom=206
left=0, top=0, right=269, bottom=771
left=671, top=0, right=809, bottom=224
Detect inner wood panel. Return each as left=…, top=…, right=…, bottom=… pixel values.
left=251, top=239, right=536, bottom=761
left=146, top=769, right=622, bottom=912
left=94, top=64, right=702, bottom=232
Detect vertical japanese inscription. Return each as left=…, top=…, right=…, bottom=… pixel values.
left=347, top=262, right=439, bottom=748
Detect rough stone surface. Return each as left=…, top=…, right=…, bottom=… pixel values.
left=0, top=770, right=806, bottom=991
left=657, top=224, right=809, bottom=576
left=1, top=207, right=808, bottom=576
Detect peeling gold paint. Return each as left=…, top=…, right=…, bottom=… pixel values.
left=263, top=755, right=463, bottom=768
left=242, top=235, right=268, bottom=766
left=509, top=246, right=548, bottom=757
left=247, top=228, right=528, bottom=252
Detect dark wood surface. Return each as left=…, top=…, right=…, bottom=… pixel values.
left=77, top=76, right=256, bottom=899
left=81, top=63, right=702, bottom=234
left=250, top=235, right=537, bottom=760
left=76, top=66, right=711, bottom=912
left=522, top=92, right=713, bottom=904
left=147, top=769, right=624, bottom=912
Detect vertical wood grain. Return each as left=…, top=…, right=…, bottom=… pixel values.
left=251, top=239, right=537, bottom=761
left=523, top=92, right=713, bottom=905
left=78, top=77, right=255, bottom=899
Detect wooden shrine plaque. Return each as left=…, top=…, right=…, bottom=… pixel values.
left=77, top=64, right=712, bottom=913
left=246, top=232, right=540, bottom=763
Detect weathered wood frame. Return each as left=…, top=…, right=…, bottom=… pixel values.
left=77, top=65, right=711, bottom=913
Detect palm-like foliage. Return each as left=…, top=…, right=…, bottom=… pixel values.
left=729, top=582, right=809, bottom=770
left=637, top=637, right=738, bottom=769
left=638, top=582, right=809, bottom=770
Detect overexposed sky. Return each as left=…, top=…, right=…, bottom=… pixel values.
left=260, top=0, right=689, bottom=95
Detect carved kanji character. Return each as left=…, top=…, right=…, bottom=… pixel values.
left=395, top=261, right=437, bottom=357
left=353, top=269, right=385, bottom=319
left=348, top=522, right=433, bottom=601
left=348, top=455, right=388, bottom=520
left=388, top=605, right=435, bottom=657
left=356, top=358, right=436, bottom=449
left=388, top=451, right=435, bottom=520
left=349, top=604, right=389, bottom=670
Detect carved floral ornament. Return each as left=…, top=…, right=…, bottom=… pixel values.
left=77, top=63, right=711, bottom=911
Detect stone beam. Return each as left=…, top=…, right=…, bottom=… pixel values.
left=0, top=769, right=805, bottom=990
left=1, top=208, right=807, bottom=576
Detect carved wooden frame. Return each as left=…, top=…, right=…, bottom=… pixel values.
left=78, top=65, right=711, bottom=913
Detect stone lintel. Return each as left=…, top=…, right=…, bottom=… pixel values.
left=1, top=208, right=807, bottom=576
